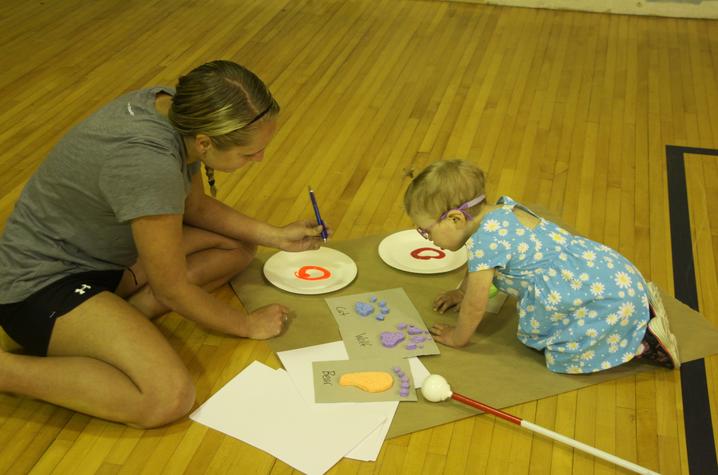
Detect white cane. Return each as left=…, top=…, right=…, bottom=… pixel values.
left=421, top=374, right=660, bottom=475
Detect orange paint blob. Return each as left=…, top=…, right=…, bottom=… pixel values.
left=294, top=265, right=332, bottom=280
left=410, top=247, right=446, bottom=260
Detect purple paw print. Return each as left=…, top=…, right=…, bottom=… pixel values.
left=380, top=331, right=405, bottom=348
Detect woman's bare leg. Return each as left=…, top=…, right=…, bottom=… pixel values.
left=0, top=292, right=194, bottom=428
left=117, top=225, right=256, bottom=318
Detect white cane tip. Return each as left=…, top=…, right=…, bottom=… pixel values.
left=421, top=374, right=453, bottom=402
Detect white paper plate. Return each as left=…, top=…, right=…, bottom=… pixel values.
left=263, top=247, right=358, bottom=295
left=378, top=230, right=467, bottom=274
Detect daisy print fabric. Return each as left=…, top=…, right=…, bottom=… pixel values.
left=466, top=196, right=650, bottom=374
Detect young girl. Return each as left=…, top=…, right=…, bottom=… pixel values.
left=404, top=160, right=680, bottom=374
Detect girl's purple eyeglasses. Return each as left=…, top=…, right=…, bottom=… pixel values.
left=416, top=194, right=485, bottom=240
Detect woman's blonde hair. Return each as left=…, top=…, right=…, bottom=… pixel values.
left=168, top=60, right=279, bottom=196
left=168, top=60, right=279, bottom=149
left=404, top=160, right=486, bottom=218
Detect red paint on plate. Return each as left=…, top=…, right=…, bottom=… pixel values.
left=410, top=247, right=446, bottom=260
left=294, top=265, right=332, bottom=280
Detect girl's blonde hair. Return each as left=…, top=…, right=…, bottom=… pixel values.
left=404, top=160, right=486, bottom=218
left=168, top=60, right=279, bottom=195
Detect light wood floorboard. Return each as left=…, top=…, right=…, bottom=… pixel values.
left=0, top=1, right=717, bottom=473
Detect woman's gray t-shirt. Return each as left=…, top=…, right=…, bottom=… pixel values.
left=0, top=87, right=200, bottom=303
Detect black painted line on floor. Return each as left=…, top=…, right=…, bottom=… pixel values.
left=665, top=144, right=718, bottom=475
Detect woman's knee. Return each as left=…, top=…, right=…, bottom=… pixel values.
left=218, top=236, right=257, bottom=258
left=223, top=241, right=257, bottom=275
left=186, top=241, right=256, bottom=282
left=132, top=370, right=196, bottom=428
left=183, top=225, right=252, bottom=254
left=238, top=240, right=258, bottom=260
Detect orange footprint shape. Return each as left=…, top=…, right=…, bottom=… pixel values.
left=339, top=371, right=394, bottom=393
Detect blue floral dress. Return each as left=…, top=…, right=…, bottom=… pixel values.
left=466, top=196, right=650, bottom=373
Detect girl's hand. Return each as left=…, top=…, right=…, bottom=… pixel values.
left=433, top=289, right=464, bottom=313
left=244, top=304, right=291, bottom=339
left=429, top=323, right=466, bottom=348
left=275, top=220, right=332, bottom=252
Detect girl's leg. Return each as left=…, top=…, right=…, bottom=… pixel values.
left=117, top=225, right=256, bottom=318
left=0, top=292, right=194, bottom=428
left=634, top=284, right=680, bottom=369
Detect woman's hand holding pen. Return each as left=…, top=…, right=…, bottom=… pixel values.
left=274, top=219, right=332, bottom=252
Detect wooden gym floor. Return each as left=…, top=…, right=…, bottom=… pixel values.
left=0, top=0, right=717, bottom=473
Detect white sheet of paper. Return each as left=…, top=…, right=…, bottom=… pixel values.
left=190, top=361, right=385, bottom=474
left=277, top=341, right=431, bottom=461
left=408, top=356, right=431, bottom=388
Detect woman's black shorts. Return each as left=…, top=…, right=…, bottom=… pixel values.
left=0, top=270, right=124, bottom=356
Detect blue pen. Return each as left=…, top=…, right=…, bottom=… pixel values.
left=308, top=186, right=328, bottom=242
